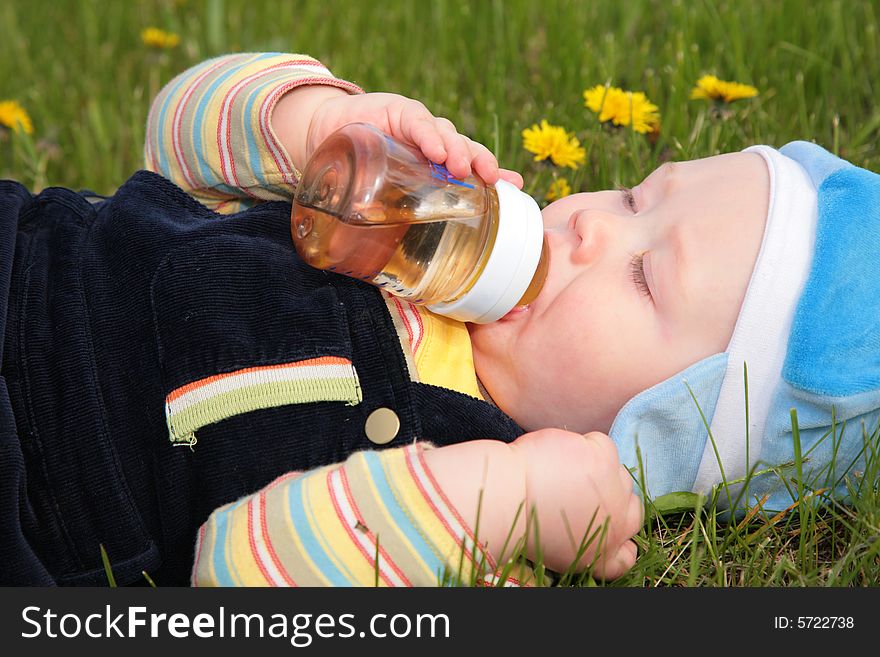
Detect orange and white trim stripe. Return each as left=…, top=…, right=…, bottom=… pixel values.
left=164, top=356, right=362, bottom=445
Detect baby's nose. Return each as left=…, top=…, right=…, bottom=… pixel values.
left=571, top=210, right=618, bottom=263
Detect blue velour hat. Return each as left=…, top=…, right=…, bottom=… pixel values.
left=609, top=141, right=880, bottom=511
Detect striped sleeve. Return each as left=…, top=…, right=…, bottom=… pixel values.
left=190, top=443, right=505, bottom=587
left=144, top=52, right=364, bottom=214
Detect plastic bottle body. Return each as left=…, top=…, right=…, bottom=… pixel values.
left=291, top=123, right=546, bottom=322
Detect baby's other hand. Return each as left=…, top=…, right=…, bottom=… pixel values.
left=511, top=429, right=643, bottom=579
left=307, top=92, right=524, bottom=188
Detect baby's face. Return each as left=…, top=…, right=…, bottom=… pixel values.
left=470, top=152, right=770, bottom=433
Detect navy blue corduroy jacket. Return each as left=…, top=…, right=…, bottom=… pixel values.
left=0, top=171, right=523, bottom=586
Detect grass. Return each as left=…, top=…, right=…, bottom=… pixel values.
left=3, top=0, right=879, bottom=587
left=622, top=421, right=880, bottom=587
left=2, top=0, right=878, bottom=195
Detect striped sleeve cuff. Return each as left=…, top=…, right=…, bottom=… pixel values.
left=190, top=444, right=497, bottom=587
left=144, top=52, right=363, bottom=213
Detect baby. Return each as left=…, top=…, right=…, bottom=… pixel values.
left=2, top=52, right=875, bottom=588
left=156, top=54, right=877, bottom=584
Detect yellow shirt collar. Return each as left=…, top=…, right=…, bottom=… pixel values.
left=382, top=294, right=483, bottom=400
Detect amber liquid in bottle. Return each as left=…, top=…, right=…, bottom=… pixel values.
left=293, top=176, right=500, bottom=305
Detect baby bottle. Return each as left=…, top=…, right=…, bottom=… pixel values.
left=290, top=122, right=548, bottom=323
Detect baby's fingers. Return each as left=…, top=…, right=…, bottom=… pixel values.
left=468, top=147, right=500, bottom=185
left=593, top=485, right=642, bottom=580
left=428, top=117, right=506, bottom=186
left=429, top=116, right=472, bottom=179
left=404, top=114, right=449, bottom=165
left=609, top=463, right=643, bottom=550
left=395, top=101, right=517, bottom=188
left=498, top=168, right=525, bottom=190
left=627, top=490, right=645, bottom=536
left=594, top=540, right=638, bottom=580
left=456, top=135, right=500, bottom=184
left=400, top=112, right=476, bottom=181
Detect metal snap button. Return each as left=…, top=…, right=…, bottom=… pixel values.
left=365, top=407, right=400, bottom=445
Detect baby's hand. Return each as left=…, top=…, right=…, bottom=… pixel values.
left=511, top=429, right=643, bottom=579
left=307, top=91, right=524, bottom=188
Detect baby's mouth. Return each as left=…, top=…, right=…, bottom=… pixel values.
left=499, top=304, right=530, bottom=321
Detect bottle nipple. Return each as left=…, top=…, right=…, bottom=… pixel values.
left=515, top=238, right=549, bottom=307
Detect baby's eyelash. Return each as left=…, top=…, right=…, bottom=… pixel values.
left=630, top=253, right=651, bottom=298
left=620, top=187, right=637, bottom=213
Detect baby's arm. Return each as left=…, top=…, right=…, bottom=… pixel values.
left=191, top=443, right=507, bottom=586
left=191, top=431, right=641, bottom=586
left=145, top=52, right=523, bottom=214
left=271, top=86, right=524, bottom=188
left=144, top=52, right=363, bottom=213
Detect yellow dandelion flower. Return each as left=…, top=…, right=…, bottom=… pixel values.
left=584, top=85, right=624, bottom=123
left=141, top=27, right=181, bottom=50
left=690, top=75, right=758, bottom=103
left=0, top=100, right=34, bottom=135
left=545, top=178, right=572, bottom=202
left=622, top=91, right=660, bottom=134
left=521, top=120, right=586, bottom=169
left=583, top=85, right=660, bottom=134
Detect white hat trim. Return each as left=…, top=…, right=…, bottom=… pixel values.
left=692, top=146, right=818, bottom=496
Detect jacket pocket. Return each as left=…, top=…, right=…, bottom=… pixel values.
left=150, top=234, right=362, bottom=445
